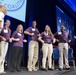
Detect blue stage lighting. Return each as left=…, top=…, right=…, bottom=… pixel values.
left=64, top=0, right=76, bottom=12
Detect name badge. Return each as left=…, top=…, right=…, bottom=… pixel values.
left=18, top=33, right=21, bottom=36
left=4, top=29, right=8, bottom=33
left=32, top=28, right=35, bottom=31
left=58, top=32, right=62, bottom=35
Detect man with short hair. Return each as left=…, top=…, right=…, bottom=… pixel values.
left=24, top=21, right=40, bottom=71
left=54, top=25, right=71, bottom=70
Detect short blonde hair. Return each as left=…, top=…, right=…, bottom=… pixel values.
left=16, top=24, right=23, bottom=33
left=0, top=4, right=7, bottom=15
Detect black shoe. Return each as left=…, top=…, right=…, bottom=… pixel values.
left=58, top=68, right=63, bottom=71
left=65, top=68, right=70, bottom=70
left=48, top=68, right=54, bottom=71
left=41, top=68, right=47, bottom=71
left=16, top=69, right=22, bottom=72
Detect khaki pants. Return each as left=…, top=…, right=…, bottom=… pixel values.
left=28, top=40, right=39, bottom=69
left=0, top=41, right=8, bottom=72
left=58, top=43, right=70, bottom=69
left=42, top=43, right=53, bottom=68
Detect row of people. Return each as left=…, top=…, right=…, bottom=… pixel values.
left=0, top=20, right=72, bottom=74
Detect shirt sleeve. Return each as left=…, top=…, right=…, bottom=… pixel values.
left=37, top=29, right=40, bottom=34
left=54, top=32, right=58, bottom=38
left=40, top=32, right=44, bottom=38
left=12, top=31, right=17, bottom=38
left=9, top=30, right=11, bottom=37
left=25, top=27, right=31, bottom=33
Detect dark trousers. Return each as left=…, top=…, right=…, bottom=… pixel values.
left=11, top=46, right=23, bottom=71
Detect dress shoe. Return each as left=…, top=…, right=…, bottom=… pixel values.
left=58, top=68, right=63, bottom=71
left=48, top=68, right=54, bottom=71
left=41, top=68, right=47, bottom=71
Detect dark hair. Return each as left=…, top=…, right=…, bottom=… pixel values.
left=5, top=20, right=11, bottom=32
left=61, top=25, right=65, bottom=30
left=32, top=20, right=37, bottom=23
left=5, top=20, right=10, bottom=22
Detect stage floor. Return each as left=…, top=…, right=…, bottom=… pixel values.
left=3, top=68, right=76, bottom=75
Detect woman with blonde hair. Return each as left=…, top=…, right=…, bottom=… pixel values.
left=10, top=24, right=27, bottom=72
left=38, top=25, right=55, bottom=71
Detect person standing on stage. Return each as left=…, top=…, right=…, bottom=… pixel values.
left=24, top=21, right=40, bottom=72
left=10, top=24, right=27, bottom=72
left=0, top=20, right=11, bottom=73
left=0, top=4, right=7, bottom=74
left=54, top=26, right=71, bottom=70
left=38, top=25, right=55, bottom=71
